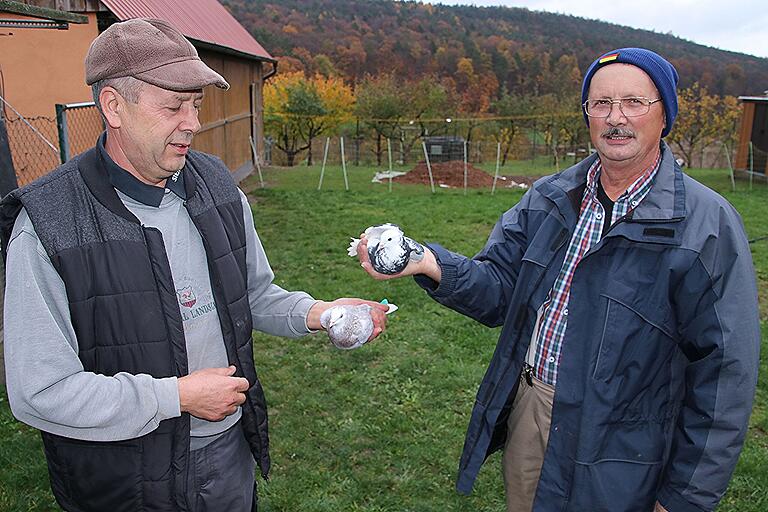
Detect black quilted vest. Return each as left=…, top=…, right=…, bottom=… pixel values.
left=0, top=147, right=270, bottom=511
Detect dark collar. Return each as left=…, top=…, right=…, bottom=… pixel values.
left=98, top=132, right=187, bottom=207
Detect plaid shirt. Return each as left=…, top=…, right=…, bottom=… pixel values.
left=532, top=152, right=661, bottom=385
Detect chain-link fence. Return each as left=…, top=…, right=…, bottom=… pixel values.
left=2, top=101, right=103, bottom=186
left=4, top=113, right=60, bottom=186
left=56, top=102, right=103, bottom=163
left=266, top=134, right=592, bottom=171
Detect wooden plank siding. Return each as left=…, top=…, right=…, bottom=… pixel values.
left=194, top=49, right=262, bottom=178
left=735, top=102, right=755, bottom=170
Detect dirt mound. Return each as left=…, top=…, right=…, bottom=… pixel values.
left=393, top=160, right=537, bottom=189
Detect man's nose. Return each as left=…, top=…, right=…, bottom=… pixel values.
left=605, top=101, right=627, bottom=125
left=180, top=105, right=201, bottom=134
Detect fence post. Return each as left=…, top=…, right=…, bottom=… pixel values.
left=749, top=141, right=754, bottom=192
left=0, top=115, right=18, bottom=196
left=722, top=142, right=735, bottom=192
left=55, top=104, right=70, bottom=164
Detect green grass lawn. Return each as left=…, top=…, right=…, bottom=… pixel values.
left=1, top=161, right=766, bottom=511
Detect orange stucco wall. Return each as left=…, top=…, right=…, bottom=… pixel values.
left=1, top=12, right=98, bottom=119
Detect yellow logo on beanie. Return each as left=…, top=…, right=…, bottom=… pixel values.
left=599, top=52, right=620, bottom=64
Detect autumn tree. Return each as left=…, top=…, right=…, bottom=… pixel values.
left=400, top=77, right=452, bottom=163
left=667, top=83, right=739, bottom=167
left=355, top=74, right=406, bottom=165
left=491, top=90, right=536, bottom=164
left=264, top=72, right=354, bottom=166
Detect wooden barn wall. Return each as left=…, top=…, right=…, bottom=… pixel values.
left=735, top=102, right=755, bottom=170
left=194, top=50, right=263, bottom=177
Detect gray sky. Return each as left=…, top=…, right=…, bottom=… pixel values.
left=428, top=0, right=768, bottom=58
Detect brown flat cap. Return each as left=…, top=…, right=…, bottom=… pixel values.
left=85, top=18, right=229, bottom=91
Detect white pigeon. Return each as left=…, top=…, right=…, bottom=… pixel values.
left=347, top=223, right=425, bottom=275
left=320, top=304, right=374, bottom=350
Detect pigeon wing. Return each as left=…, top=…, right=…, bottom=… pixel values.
left=404, top=237, right=425, bottom=262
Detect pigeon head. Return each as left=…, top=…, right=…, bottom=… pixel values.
left=326, top=307, right=345, bottom=329
left=369, top=229, right=409, bottom=274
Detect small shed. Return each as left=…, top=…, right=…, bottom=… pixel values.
left=735, top=93, right=768, bottom=175
left=2, top=0, right=276, bottom=184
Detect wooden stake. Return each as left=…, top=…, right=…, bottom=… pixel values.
left=492, top=142, right=501, bottom=195
left=317, top=137, right=330, bottom=191
left=249, top=136, right=264, bottom=189
left=341, top=136, right=349, bottom=191
left=387, top=138, right=393, bottom=192
left=723, top=142, right=735, bottom=193
left=421, top=140, right=435, bottom=193
left=463, top=140, right=468, bottom=195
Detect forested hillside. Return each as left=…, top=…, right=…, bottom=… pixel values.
left=223, top=0, right=768, bottom=97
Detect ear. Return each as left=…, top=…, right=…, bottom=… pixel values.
left=100, top=87, right=123, bottom=129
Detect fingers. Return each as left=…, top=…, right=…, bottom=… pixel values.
left=205, top=365, right=237, bottom=376
left=231, top=376, right=250, bottom=392
left=232, top=391, right=247, bottom=407
left=367, top=307, right=387, bottom=342
left=356, top=237, right=368, bottom=262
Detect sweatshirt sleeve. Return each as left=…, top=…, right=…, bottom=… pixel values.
left=3, top=208, right=180, bottom=442
left=239, top=189, right=317, bottom=337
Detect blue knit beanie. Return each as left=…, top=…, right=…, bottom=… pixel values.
left=581, top=48, right=679, bottom=137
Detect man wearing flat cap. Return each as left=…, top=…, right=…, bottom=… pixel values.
left=1, top=18, right=387, bottom=511
left=356, top=48, right=760, bottom=511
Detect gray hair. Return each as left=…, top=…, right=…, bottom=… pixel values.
left=91, top=76, right=145, bottom=116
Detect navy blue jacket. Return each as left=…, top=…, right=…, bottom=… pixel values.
left=416, top=143, right=760, bottom=512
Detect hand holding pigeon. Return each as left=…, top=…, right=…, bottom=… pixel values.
left=348, top=223, right=425, bottom=275
left=320, top=302, right=398, bottom=350
left=351, top=224, right=442, bottom=282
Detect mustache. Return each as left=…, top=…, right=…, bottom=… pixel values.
left=601, top=127, right=635, bottom=138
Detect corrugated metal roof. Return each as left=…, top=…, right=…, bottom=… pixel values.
left=100, top=0, right=273, bottom=61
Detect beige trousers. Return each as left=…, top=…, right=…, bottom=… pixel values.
left=501, top=373, right=555, bottom=512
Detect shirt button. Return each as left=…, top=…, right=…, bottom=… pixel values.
left=548, top=356, right=555, bottom=363
left=563, top=308, right=569, bottom=316
left=595, top=213, right=603, bottom=220
left=631, top=200, right=638, bottom=207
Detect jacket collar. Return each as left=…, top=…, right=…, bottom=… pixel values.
left=79, top=135, right=199, bottom=224
left=536, top=141, right=686, bottom=225
left=97, top=133, right=187, bottom=207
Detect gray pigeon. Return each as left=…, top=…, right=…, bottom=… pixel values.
left=320, top=302, right=399, bottom=350
left=347, top=223, right=424, bottom=275
left=320, top=304, right=374, bottom=350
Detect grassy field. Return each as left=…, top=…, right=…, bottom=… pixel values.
left=1, top=160, right=766, bottom=511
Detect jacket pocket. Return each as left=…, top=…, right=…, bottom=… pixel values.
left=56, top=438, right=144, bottom=511
left=569, top=458, right=662, bottom=512
left=594, top=279, right=675, bottom=382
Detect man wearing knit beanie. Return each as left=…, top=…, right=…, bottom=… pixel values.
left=355, top=47, right=759, bottom=512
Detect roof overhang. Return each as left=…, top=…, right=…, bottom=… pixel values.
left=738, top=96, right=768, bottom=102
left=191, top=38, right=276, bottom=64
left=0, top=0, right=88, bottom=28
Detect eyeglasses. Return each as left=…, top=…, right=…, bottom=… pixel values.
left=583, top=97, right=662, bottom=118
